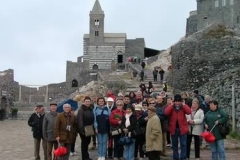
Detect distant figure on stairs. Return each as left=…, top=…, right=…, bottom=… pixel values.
left=140, top=70, right=144, bottom=81
left=163, top=81, right=167, bottom=92
left=147, top=81, right=154, bottom=95
left=153, top=68, right=158, bottom=82
left=139, top=84, right=147, bottom=95
left=159, top=68, right=165, bottom=82
left=141, top=61, right=146, bottom=69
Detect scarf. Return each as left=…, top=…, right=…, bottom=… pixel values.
left=125, top=113, right=132, bottom=137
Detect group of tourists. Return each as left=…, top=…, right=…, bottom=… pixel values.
left=28, top=88, right=228, bottom=160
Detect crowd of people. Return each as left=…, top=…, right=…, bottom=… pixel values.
left=28, top=89, right=228, bottom=160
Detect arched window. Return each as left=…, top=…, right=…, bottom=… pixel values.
left=72, top=79, right=78, bottom=88
left=93, top=64, right=99, bottom=70
left=95, top=19, right=99, bottom=26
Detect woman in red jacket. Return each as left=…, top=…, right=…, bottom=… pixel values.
left=109, top=100, right=125, bottom=160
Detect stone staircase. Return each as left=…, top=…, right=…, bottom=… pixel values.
left=125, top=65, right=173, bottom=97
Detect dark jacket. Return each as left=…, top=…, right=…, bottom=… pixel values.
left=94, top=106, right=111, bottom=134
left=156, top=103, right=168, bottom=132
left=54, top=112, right=76, bottom=144
left=121, top=113, right=137, bottom=138
left=133, top=114, right=147, bottom=136
left=200, top=101, right=210, bottom=115
left=28, top=112, right=45, bottom=139
left=77, top=104, right=95, bottom=135
left=42, top=111, right=58, bottom=141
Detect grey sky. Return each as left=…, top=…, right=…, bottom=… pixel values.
left=0, top=0, right=196, bottom=85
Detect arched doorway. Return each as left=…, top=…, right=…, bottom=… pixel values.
left=72, top=79, right=78, bottom=87
left=93, top=64, right=98, bottom=70
left=117, top=51, right=123, bottom=63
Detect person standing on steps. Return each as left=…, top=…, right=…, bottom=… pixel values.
left=163, top=81, right=167, bottom=92
left=159, top=68, right=165, bottom=83
left=141, top=61, right=146, bottom=69
left=140, top=70, right=144, bottom=82
left=153, top=68, right=158, bottom=82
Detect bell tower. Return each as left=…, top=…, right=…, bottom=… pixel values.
left=89, top=0, right=105, bottom=45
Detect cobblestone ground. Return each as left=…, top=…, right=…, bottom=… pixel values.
left=0, top=120, right=239, bottom=160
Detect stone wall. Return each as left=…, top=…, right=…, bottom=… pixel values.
left=169, top=24, right=240, bottom=93
left=0, top=69, right=14, bottom=95
left=198, top=68, right=240, bottom=130
left=186, top=12, right=198, bottom=37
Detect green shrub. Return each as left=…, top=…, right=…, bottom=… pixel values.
left=228, top=131, right=240, bottom=140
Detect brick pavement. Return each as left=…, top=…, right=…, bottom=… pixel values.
left=0, top=120, right=239, bottom=160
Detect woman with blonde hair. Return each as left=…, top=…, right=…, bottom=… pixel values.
left=181, top=92, right=192, bottom=108
left=186, top=98, right=204, bottom=160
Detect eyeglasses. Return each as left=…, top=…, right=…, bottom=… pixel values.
left=149, top=103, right=155, bottom=105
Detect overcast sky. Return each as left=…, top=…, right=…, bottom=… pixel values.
left=0, top=0, right=196, bottom=85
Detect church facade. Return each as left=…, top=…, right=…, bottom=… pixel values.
left=66, top=0, right=147, bottom=89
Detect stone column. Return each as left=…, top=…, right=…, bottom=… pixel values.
left=44, top=85, right=48, bottom=103
left=18, top=85, right=22, bottom=102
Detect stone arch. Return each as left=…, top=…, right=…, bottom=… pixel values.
left=72, top=79, right=78, bottom=88
left=93, top=64, right=99, bottom=70
left=95, top=19, right=99, bottom=26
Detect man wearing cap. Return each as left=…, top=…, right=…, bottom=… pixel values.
left=54, top=103, right=77, bottom=160
left=42, top=103, right=58, bottom=160
left=165, top=94, right=191, bottom=160
left=145, top=106, right=162, bottom=160
left=28, top=104, right=47, bottom=160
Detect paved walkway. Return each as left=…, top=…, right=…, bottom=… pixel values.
left=0, top=120, right=239, bottom=160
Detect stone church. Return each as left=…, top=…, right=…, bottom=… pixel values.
left=66, top=0, right=159, bottom=89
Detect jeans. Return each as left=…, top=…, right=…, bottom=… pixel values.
left=210, top=139, right=226, bottom=160
left=171, top=128, right=187, bottom=160
left=125, top=139, right=136, bottom=160
left=80, top=134, right=92, bottom=160
left=97, top=133, right=108, bottom=157
left=113, top=135, right=124, bottom=158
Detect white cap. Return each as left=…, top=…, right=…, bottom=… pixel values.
left=107, top=97, right=114, bottom=102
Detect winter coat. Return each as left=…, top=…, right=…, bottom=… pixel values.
left=28, top=112, right=45, bottom=139
left=54, top=112, right=76, bottom=144
left=203, top=108, right=228, bottom=140
left=186, top=108, right=204, bottom=136
left=77, top=104, right=95, bottom=135
left=200, top=101, right=210, bottom=115
left=109, top=108, right=125, bottom=128
left=165, top=104, right=191, bottom=135
left=94, top=106, right=111, bottom=134
left=146, top=113, right=162, bottom=152
left=42, top=111, right=58, bottom=141
left=121, top=113, right=137, bottom=138
left=133, top=114, right=147, bottom=137
left=156, top=103, right=168, bottom=132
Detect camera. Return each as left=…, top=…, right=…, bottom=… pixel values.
left=66, top=125, right=71, bottom=131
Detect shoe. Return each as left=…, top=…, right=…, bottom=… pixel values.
left=70, top=152, right=74, bottom=156
left=97, top=157, right=101, bottom=160
left=113, top=158, right=118, bottom=160
left=102, top=157, right=105, bottom=160
left=139, top=158, right=143, bottom=160
left=160, top=153, right=168, bottom=157
left=166, top=144, right=172, bottom=147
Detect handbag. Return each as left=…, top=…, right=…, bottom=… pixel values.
left=217, top=109, right=230, bottom=136
left=84, top=125, right=95, bottom=137
left=219, top=122, right=230, bottom=136
left=118, top=134, right=133, bottom=145
left=111, top=127, right=122, bottom=136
